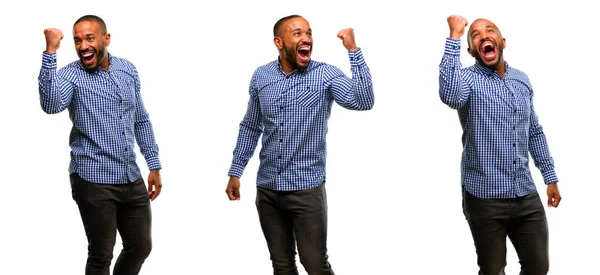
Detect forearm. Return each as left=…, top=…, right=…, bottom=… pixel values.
left=228, top=122, right=262, bottom=178
left=529, top=126, right=558, bottom=184
left=38, top=52, right=72, bottom=114
left=439, top=38, right=469, bottom=109
left=134, top=113, right=162, bottom=171
left=331, top=48, right=374, bottom=110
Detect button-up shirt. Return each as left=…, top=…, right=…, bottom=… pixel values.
left=38, top=52, right=161, bottom=184
left=439, top=38, right=558, bottom=199
left=228, top=49, right=374, bottom=191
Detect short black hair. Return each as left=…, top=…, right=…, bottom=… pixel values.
left=273, top=15, right=302, bottom=37
left=74, top=15, right=107, bottom=34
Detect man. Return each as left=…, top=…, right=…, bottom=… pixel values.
left=439, top=15, right=562, bottom=274
left=225, top=15, right=374, bottom=275
left=38, top=15, right=162, bottom=275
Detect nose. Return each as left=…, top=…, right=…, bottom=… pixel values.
left=301, top=33, right=312, bottom=44
left=79, top=40, right=90, bottom=51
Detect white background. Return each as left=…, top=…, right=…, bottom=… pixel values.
left=1, top=0, right=598, bottom=274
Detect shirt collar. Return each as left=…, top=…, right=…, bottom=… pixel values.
left=473, top=60, right=511, bottom=77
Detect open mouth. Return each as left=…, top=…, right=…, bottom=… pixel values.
left=81, top=50, right=96, bottom=67
left=297, top=44, right=311, bottom=63
left=480, top=41, right=496, bottom=60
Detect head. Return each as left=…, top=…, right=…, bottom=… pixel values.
left=273, top=15, right=312, bottom=74
left=467, top=18, right=506, bottom=72
left=73, top=15, right=111, bottom=71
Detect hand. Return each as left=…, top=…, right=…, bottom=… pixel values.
left=147, top=170, right=162, bottom=201
left=44, top=28, right=64, bottom=53
left=337, top=28, right=359, bottom=52
left=447, top=15, right=468, bottom=40
left=546, top=183, right=561, bottom=208
left=226, top=176, right=241, bottom=200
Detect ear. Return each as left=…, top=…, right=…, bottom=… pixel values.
left=502, top=37, right=506, bottom=49
left=467, top=47, right=474, bottom=57
left=104, top=33, right=111, bottom=47
left=273, top=37, right=283, bottom=50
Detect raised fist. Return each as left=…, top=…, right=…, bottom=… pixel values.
left=44, top=28, right=64, bottom=53
left=337, top=28, right=358, bottom=52
left=447, top=15, right=468, bottom=40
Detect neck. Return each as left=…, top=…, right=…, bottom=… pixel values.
left=495, top=60, right=505, bottom=78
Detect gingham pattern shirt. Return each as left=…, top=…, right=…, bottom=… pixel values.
left=228, top=49, right=374, bottom=191
left=439, top=38, right=558, bottom=199
left=38, top=52, right=161, bottom=184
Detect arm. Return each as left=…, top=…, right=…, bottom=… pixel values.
left=38, top=28, right=75, bottom=114
left=439, top=15, right=471, bottom=109
left=329, top=28, right=374, bottom=110
left=131, top=66, right=163, bottom=200
left=528, top=91, right=561, bottom=207
left=226, top=73, right=263, bottom=200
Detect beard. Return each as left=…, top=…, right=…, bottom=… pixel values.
left=281, top=41, right=310, bottom=70
left=80, top=44, right=108, bottom=71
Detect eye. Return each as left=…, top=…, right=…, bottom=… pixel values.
left=472, top=33, right=479, bottom=38
left=293, top=32, right=300, bottom=36
left=307, top=32, right=312, bottom=37
left=87, top=37, right=94, bottom=41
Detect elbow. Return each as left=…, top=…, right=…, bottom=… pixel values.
left=41, top=105, right=61, bottom=115
left=361, top=100, right=374, bottom=110
left=439, top=93, right=463, bottom=110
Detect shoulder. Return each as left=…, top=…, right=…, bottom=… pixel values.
left=110, top=55, right=137, bottom=70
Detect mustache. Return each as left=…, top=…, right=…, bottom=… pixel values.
left=79, top=48, right=97, bottom=55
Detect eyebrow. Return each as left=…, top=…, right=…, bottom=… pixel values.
left=291, top=28, right=312, bottom=32
left=470, top=25, right=494, bottom=36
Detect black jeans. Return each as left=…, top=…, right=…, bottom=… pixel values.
left=256, top=183, right=334, bottom=275
left=70, top=173, right=152, bottom=275
left=463, top=187, right=549, bottom=275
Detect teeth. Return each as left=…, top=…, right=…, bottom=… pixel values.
left=82, top=52, right=94, bottom=57
left=298, top=46, right=311, bottom=51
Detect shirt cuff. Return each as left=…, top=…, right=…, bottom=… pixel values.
left=348, top=48, right=366, bottom=66
left=146, top=155, right=162, bottom=171
left=542, top=169, right=559, bottom=185
left=227, top=163, right=244, bottom=179
left=42, top=51, right=58, bottom=70
left=444, top=38, right=461, bottom=56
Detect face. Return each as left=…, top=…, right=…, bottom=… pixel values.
left=73, top=21, right=110, bottom=71
left=275, top=17, right=313, bottom=73
left=467, top=19, right=505, bottom=71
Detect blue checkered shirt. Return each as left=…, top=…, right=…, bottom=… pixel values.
left=38, top=52, right=162, bottom=184
left=439, top=38, right=558, bottom=199
left=228, top=49, right=374, bottom=191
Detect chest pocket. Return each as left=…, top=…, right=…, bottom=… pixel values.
left=294, top=84, right=324, bottom=108
left=110, top=72, right=136, bottom=107
left=505, top=79, right=531, bottom=113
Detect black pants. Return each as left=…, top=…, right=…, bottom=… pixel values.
left=70, top=173, right=152, bottom=275
left=463, top=187, right=549, bottom=275
left=256, top=183, right=334, bottom=275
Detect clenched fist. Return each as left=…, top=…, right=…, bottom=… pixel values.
left=44, top=28, right=64, bottom=53
left=447, top=15, right=468, bottom=40
left=337, top=28, right=358, bottom=52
